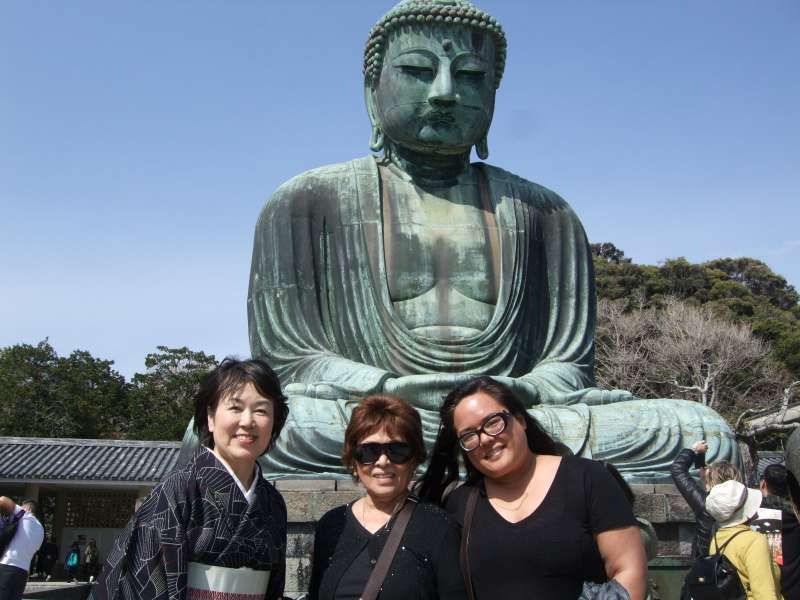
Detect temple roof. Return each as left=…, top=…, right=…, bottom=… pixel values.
left=0, top=436, right=181, bottom=486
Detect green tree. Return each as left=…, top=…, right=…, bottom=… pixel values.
left=591, top=243, right=800, bottom=380
left=0, top=340, right=127, bottom=438
left=127, top=346, right=218, bottom=440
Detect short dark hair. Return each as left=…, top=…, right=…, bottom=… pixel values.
left=193, top=358, right=288, bottom=453
left=415, top=377, right=569, bottom=504
left=342, top=395, right=427, bottom=475
left=762, top=464, right=789, bottom=498
left=21, top=499, right=37, bottom=515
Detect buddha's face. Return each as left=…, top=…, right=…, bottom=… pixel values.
left=370, top=24, right=496, bottom=155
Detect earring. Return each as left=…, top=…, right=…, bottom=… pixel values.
left=476, top=135, right=489, bottom=160
left=369, top=125, right=385, bottom=153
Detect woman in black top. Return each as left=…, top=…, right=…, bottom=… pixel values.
left=309, top=395, right=464, bottom=600
left=416, top=377, right=647, bottom=600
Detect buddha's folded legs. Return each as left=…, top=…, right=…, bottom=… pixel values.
left=251, top=394, right=739, bottom=482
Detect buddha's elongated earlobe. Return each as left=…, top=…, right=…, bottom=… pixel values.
left=370, top=125, right=385, bottom=153
left=476, top=135, right=489, bottom=160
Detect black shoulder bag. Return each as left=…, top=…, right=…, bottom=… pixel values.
left=684, top=529, right=747, bottom=600
left=360, top=496, right=418, bottom=600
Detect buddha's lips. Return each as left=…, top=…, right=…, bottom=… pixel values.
left=424, top=110, right=456, bottom=125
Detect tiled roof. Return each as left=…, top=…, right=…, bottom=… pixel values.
left=0, top=437, right=182, bottom=485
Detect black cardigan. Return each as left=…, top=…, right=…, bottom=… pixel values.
left=669, top=448, right=714, bottom=558
left=308, top=499, right=465, bottom=600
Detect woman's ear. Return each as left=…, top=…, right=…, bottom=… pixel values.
left=207, top=409, right=215, bottom=434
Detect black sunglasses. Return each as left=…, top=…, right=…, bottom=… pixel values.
left=354, top=442, right=414, bottom=465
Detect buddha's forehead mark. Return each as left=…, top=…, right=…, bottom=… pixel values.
left=387, top=25, right=491, bottom=59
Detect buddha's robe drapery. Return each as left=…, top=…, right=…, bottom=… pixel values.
left=247, top=156, right=738, bottom=482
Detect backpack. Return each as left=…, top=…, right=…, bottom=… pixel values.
left=684, top=529, right=747, bottom=600
left=0, top=510, right=24, bottom=556
left=67, top=549, right=80, bottom=568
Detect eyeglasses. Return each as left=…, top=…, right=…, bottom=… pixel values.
left=354, top=442, right=414, bottom=465
left=458, top=411, right=511, bottom=452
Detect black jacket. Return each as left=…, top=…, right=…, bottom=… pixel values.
left=308, top=499, right=465, bottom=600
left=761, top=495, right=800, bottom=600
left=669, top=448, right=714, bottom=559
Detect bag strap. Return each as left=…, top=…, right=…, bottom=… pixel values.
left=460, top=487, right=479, bottom=600
left=360, top=496, right=417, bottom=600
left=712, top=529, right=748, bottom=556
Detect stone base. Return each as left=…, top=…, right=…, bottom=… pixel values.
left=23, top=582, right=93, bottom=600
left=276, top=479, right=697, bottom=598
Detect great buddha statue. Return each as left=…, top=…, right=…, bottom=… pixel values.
left=245, top=0, right=738, bottom=481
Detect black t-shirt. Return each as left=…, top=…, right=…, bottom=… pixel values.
left=446, top=456, right=637, bottom=600
left=782, top=508, right=800, bottom=600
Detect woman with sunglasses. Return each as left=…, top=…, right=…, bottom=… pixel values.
left=308, top=395, right=465, bottom=600
left=416, top=377, right=648, bottom=600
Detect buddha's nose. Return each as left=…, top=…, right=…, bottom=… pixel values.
left=428, top=65, right=456, bottom=108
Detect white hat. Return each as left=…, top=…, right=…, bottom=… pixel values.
left=705, top=480, right=762, bottom=528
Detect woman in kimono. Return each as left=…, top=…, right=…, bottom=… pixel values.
left=94, top=358, right=289, bottom=600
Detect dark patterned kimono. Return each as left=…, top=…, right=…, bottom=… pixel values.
left=93, top=448, right=287, bottom=600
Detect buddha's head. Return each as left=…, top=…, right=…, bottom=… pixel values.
left=364, top=0, right=507, bottom=159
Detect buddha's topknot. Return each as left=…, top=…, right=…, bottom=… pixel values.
left=364, top=0, right=507, bottom=89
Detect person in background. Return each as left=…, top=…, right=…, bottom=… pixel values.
left=65, top=541, right=81, bottom=582
left=308, top=395, right=464, bottom=600
left=417, top=377, right=647, bottom=600
left=757, top=464, right=799, bottom=600
left=705, top=480, right=780, bottom=600
left=83, top=538, right=99, bottom=583
left=670, top=440, right=744, bottom=559
left=0, top=498, right=44, bottom=600
left=94, top=358, right=290, bottom=600
left=785, top=431, right=800, bottom=600
left=36, top=536, right=58, bottom=582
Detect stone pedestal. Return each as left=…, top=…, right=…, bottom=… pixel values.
left=275, top=479, right=696, bottom=599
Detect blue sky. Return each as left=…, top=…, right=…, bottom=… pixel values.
left=2, top=1, right=798, bottom=379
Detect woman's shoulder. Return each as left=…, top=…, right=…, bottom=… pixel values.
left=548, top=455, right=603, bottom=487
left=315, top=503, right=351, bottom=534
left=256, top=477, right=287, bottom=515
left=411, top=498, right=458, bottom=529
left=443, top=482, right=480, bottom=520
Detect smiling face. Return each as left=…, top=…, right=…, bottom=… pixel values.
left=370, top=24, right=496, bottom=155
left=452, top=391, right=530, bottom=479
left=207, top=382, right=274, bottom=475
left=355, top=426, right=416, bottom=506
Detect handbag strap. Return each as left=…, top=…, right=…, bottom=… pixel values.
left=460, top=487, right=479, bottom=600
left=360, top=496, right=417, bottom=600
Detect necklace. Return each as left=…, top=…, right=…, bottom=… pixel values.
left=360, top=493, right=407, bottom=529
left=493, top=490, right=529, bottom=512
left=490, top=454, right=537, bottom=512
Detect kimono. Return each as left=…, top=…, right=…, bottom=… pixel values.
left=94, top=448, right=286, bottom=600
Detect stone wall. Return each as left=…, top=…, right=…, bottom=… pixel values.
left=276, top=479, right=697, bottom=599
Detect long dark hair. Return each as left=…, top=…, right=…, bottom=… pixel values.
left=415, top=377, right=568, bottom=505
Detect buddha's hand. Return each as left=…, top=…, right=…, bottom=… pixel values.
left=382, top=374, right=475, bottom=411
left=284, top=382, right=360, bottom=401
left=487, top=376, right=541, bottom=408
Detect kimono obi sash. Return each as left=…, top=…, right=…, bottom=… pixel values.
left=187, top=562, right=270, bottom=600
